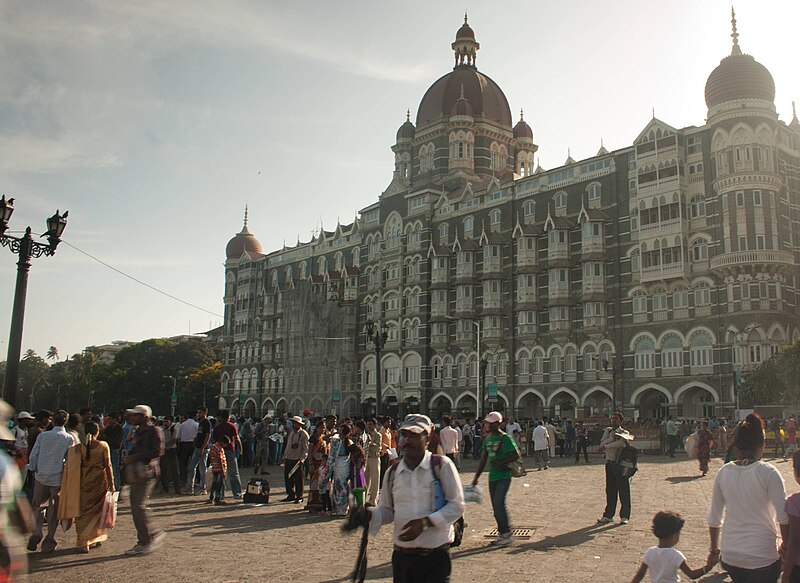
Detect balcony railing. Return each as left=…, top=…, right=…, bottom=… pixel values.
left=710, top=250, right=795, bottom=271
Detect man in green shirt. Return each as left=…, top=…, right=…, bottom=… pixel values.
left=472, top=411, right=521, bottom=547
left=665, top=416, right=679, bottom=458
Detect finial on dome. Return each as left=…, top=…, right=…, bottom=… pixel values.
left=464, top=10, right=468, bottom=25
left=406, top=109, right=411, bottom=122
left=731, top=6, right=742, bottom=56
left=459, top=83, right=465, bottom=99
left=793, top=101, right=797, bottom=119
left=242, top=205, right=249, bottom=231
left=791, top=101, right=800, bottom=128
left=520, top=108, right=524, bottom=121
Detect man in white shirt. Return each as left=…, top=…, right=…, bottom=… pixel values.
left=532, top=421, right=550, bottom=470
left=505, top=416, right=521, bottom=437
left=438, top=416, right=459, bottom=467
left=177, top=413, right=198, bottom=487
left=545, top=418, right=559, bottom=458
left=363, top=414, right=465, bottom=583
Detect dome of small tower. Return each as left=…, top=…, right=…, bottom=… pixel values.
left=226, top=207, right=262, bottom=260
left=513, top=109, right=533, bottom=139
left=396, top=111, right=416, bottom=141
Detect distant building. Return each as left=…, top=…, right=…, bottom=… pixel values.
left=88, top=334, right=214, bottom=366
left=220, top=14, right=800, bottom=421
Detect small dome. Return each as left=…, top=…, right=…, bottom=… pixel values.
left=705, top=53, right=775, bottom=109
left=513, top=110, right=533, bottom=139
left=455, top=12, right=475, bottom=40
left=226, top=208, right=262, bottom=259
left=396, top=111, right=415, bottom=141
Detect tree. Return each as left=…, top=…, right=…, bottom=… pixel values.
left=739, top=339, right=800, bottom=407
left=46, top=346, right=59, bottom=362
left=19, top=350, right=49, bottom=411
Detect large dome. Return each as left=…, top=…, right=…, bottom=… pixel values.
left=226, top=209, right=262, bottom=259
left=416, top=66, right=512, bottom=126
left=705, top=53, right=775, bottom=109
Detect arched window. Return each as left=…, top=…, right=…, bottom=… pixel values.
left=317, top=256, right=327, bottom=275
left=518, top=354, right=529, bottom=376
left=550, top=348, right=562, bottom=374
left=334, top=252, right=343, bottom=271
left=587, top=183, right=601, bottom=201
left=523, top=200, right=535, bottom=217
left=583, top=345, right=596, bottom=372
left=439, top=223, right=449, bottom=240
left=672, top=285, right=689, bottom=309
left=564, top=347, right=577, bottom=372
left=532, top=349, right=544, bottom=374
left=662, top=334, right=683, bottom=369
left=490, top=209, right=501, bottom=225
left=634, top=336, right=655, bottom=370
left=463, top=217, right=474, bottom=234
left=691, top=239, right=708, bottom=262
left=632, top=290, right=647, bottom=313
left=690, top=331, right=713, bottom=367
left=630, top=208, right=639, bottom=230
left=652, top=288, right=667, bottom=311
left=690, top=195, right=706, bottom=218
left=554, top=192, right=567, bottom=209
left=352, top=247, right=360, bottom=267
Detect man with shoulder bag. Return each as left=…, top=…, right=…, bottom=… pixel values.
left=122, top=405, right=165, bottom=556
left=346, top=414, right=465, bottom=583
left=597, top=412, right=635, bottom=525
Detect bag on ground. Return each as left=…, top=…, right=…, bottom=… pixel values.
left=243, top=477, right=270, bottom=504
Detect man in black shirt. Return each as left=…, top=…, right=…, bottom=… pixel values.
left=100, top=412, right=123, bottom=490
left=187, top=407, right=211, bottom=495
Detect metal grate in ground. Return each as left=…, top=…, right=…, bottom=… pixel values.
left=483, top=527, right=534, bottom=538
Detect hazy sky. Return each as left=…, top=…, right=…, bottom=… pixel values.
left=0, top=1, right=798, bottom=362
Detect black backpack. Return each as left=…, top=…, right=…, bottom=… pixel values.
left=615, top=443, right=638, bottom=479
left=387, top=454, right=465, bottom=547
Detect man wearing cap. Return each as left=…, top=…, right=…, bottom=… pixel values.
left=27, top=409, right=75, bottom=553
left=362, top=414, right=464, bottom=582
left=122, top=405, right=166, bottom=556
left=281, top=416, right=309, bottom=503
left=12, top=411, right=34, bottom=468
left=597, top=412, right=633, bottom=525
left=472, top=411, right=521, bottom=547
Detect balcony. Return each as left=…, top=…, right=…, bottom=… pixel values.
left=638, top=217, right=688, bottom=238
left=640, top=262, right=687, bottom=283
left=482, top=257, right=502, bottom=276
left=517, top=250, right=538, bottom=269
left=455, top=264, right=475, bottom=281
left=455, top=298, right=474, bottom=314
left=431, top=269, right=449, bottom=285
left=710, top=250, right=795, bottom=276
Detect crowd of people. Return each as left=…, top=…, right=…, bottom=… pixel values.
left=3, top=398, right=800, bottom=583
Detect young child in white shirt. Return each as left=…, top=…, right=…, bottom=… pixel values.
left=631, top=511, right=717, bottom=583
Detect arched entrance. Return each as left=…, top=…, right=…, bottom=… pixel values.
left=455, top=393, right=477, bottom=419
left=677, top=385, right=717, bottom=418
left=582, top=388, right=612, bottom=416
left=549, top=389, right=578, bottom=419
left=632, top=386, right=670, bottom=420
left=243, top=399, right=256, bottom=419
left=430, top=393, right=453, bottom=420
left=516, top=390, right=544, bottom=420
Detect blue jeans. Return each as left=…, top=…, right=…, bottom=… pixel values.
left=721, top=559, right=781, bottom=583
left=224, top=449, right=242, bottom=497
left=186, top=447, right=208, bottom=492
left=110, top=449, right=121, bottom=490
left=489, top=478, right=511, bottom=535
left=211, top=473, right=225, bottom=502
left=473, top=437, right=482, bottom=459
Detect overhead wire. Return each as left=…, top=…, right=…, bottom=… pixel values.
left=60, top=239, right=223, bottom=318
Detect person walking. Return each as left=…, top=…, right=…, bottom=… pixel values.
left=532, top=420, right=550, bottom=470
left=365, top=418, right=382, bottom=507
left=280, top=416, right=309, bottom=503
left=472, top=418, right=482, bottom=460
left=0, top=399, right=30, bottom=581
left=379, top=416, right=393, bottom=482
left=177, top=411, right=198, bottom=486
left=361, top=413, right=465, bottom=583
left=707, top=413, right=788, bottom=582
left=597, top=412, right=634, bottom=525
left=99, top=412, right=123, bottom=491
left=472, top=411, right=521, bottom=547
left=696, top=421, right=715, bottom=477
left=438, top=416, right=459, bottom=467
left=206, top=435, right=228, bottom=505
left=212, top=410, right=243, bottom=500
left=461, top=420, right=473, bottom=459
left=27, top=409, right=76, bottom=553
left=665, top=416, right=679, bottom=457
left=159, top=416, right=181, bottom=494
left=122, top=405, right=166, bottom=556
left=575, top=419, right=589, bottom=463
left=72, top=422, right=114, bottom=553
left=545, top=418, right=558, bottom=458
left=186, top=407, right=210, bottom=495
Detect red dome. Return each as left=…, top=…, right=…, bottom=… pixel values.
left=226, top=225, right=262, bottom=259
left=455, top=23, right=475, bottom=41
left=396, top=119, right=415, bottom=141
left=513, top=117, right=533, bottom=139
left=416, top=66, right=511, bottom=126
left=705, top=54, right=775, bottom=109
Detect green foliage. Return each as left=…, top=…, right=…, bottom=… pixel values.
left=739, top=338, right=800, bottom=406
left=18, top=350, right=49, bottom=411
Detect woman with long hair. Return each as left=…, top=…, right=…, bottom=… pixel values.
left=328, top=423, right=353, bottom=516
left=707, top=413, right=788, bottom=582
left=305, top=422, right=329, bottom=512
left=697, top=420, right=715, bottom=477
left=76, top=422, right=114, bottom=553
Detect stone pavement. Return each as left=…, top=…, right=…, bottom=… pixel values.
left=28, top=452, right=797, bottom=582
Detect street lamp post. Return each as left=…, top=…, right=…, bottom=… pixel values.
left=1, top=195, right=68, bottom=410
left=602, top=354, right=624, bottom=415
left=365, top=319, right=388, bottom=417
left=165, top=375, right=187, bottom=417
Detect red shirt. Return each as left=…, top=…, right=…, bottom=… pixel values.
left=212, top=421, right=239, bottom=452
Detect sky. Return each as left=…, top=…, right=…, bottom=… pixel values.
left=0, top=1, right=798, bottom=362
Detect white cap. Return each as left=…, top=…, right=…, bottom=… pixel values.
left=126, top=405, right=153, bottom=418
left=484, top=411, right=503, bottom=424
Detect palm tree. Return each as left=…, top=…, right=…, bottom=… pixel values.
left=23, top=349, right=37, bottom=361
left=46, top=346, right=59, bottom=362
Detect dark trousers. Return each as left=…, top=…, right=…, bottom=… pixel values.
left=602, top=461, right=631, bottom=520
left=667, top=434, right=679, bottom=457
left=129, top=477, right=158, bottom=546
left=160, top=449, right=181, bottom=493
left=177, top=442, right=194, bottom=484
left=789, top=563, right=800, bottom=583
left=210, top=473, right=225, bottom=502
left=488, top=478, right=511, bottom=535
left=380, top=454, right=390, bottom=483
left=722, top=559, right=781, bottom=583
left=392, top=549, right=451, bottom=583
left=575, top=438, right=589, bottom=462
left=284, top=459, right=304, bottom=499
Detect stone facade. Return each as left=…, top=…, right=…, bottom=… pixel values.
left=219, top=16, right=800, bottom=421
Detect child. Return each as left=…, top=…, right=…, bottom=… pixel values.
left=207, top=435, right=229, bottom=505
left=782, top=450, right=800, bottom=582
left=631, top=511, right=717, bottom=582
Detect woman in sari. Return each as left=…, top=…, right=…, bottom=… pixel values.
left=328, top=423, right=353, bottom=516
left=305, top=423, right=329, bottom=512
left=697, top=420, right=715, bottom=477
left=76, top=422, right=114, bottom=553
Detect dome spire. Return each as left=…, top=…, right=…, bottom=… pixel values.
left=520, top=108, right=524, bottom=121
left=730, top=6, right=742, bottom=56
left=452, top=14, right=479, bottom=68
left=791, top=101, right=800, bottom=129
left=406, top=109, right=411, bottom=122
left=240, top=205, right=251, bottom=233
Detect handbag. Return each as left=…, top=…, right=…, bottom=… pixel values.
left=100, top=491, right=119, bottom=529
left=507, top=458, right=527, bottom=478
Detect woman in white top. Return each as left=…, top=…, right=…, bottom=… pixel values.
left=706, top=413, right=788, bottom=583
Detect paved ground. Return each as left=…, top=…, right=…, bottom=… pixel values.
left=28, top=452, right=797, bottom=582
